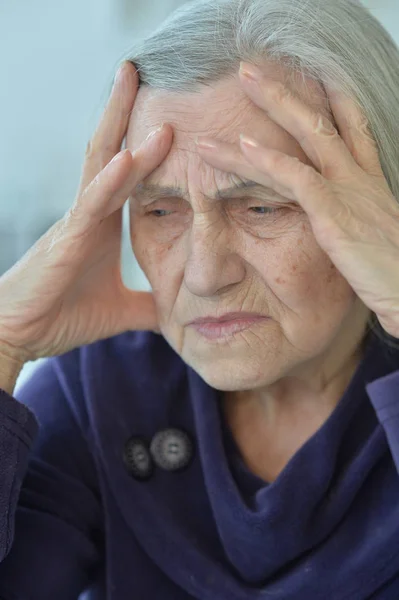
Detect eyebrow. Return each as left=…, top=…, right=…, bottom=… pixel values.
left=133, top=179, right=278, bottom=203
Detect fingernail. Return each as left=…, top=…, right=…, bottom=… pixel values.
left=145, top=123, right=164, bottom=141
left=240, top=134, right=260, bottom=148
left=195, top=137, right=217, bottom=150
left=239, top=62, right=262, bottom=82
left=110, top=150, right=128, bottom=164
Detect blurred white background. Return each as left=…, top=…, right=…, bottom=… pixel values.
left=0, top=0, right=397, bottom=394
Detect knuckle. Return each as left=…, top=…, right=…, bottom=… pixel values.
left=65, top=202, right=80, bottom=221
left=273, top=83, right=292, bottom=105
left=303, top=165, right=324, bottom=187
left=79, top=174, right=101, bottom=202
left=85, top=138, right=117, bottom=169
left=76, top=176, right=103, bottom=215
left=90, top=172, right=102, bottom=189
left=311, top=114, right=323, bottom=132
left=63, top=201, right=93, bottom=235
left=44, top=215, right=70, bottom=253
left=356, top=115, right=373, bottom=136
left=75, top=185, right=94, bottom=212
left=314, top=114, right=336, bottom=136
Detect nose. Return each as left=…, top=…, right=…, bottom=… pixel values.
left=183, top=213, right=246, bottom=297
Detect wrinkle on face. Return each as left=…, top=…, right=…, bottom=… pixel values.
left=125, top=65, right=369, bottom=422
left=127, top=69, right=332, bottom=156
left=128, top=75, right=256, bottom=146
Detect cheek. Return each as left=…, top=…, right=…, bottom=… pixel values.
left=268, top=230, right=353, bottom=314
left=239, top=221, right=323, bottom=290
left=130, top=222, right=178, bottom=293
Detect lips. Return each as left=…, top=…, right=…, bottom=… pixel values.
left=189, top=312, right=267, bottom=325
left=189, top=315, right=269, bottom=341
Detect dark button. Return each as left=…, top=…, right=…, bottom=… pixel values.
left=150, top=428, right=194, bottom=471
left=123, top=436, right=154, bottom=480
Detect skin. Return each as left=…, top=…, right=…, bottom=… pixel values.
left=125, top=64, right=371, bottom=481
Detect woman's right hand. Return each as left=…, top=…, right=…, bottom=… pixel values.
left=0, top=61, right=173, bottom=364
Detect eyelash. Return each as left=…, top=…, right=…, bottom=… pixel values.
left=147, top=206, right=282, bottom=218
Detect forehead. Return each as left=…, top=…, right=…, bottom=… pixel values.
left=125, top=65, right=329, bottom=186
left=127, top=74, right=257, bottom=146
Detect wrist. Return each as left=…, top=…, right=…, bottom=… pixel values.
left=0, top=339, right=28, bottom=365
left=0, top=340, right=26, bottom=395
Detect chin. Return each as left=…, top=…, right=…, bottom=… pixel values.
left=163, top=326, right=283, bottom=390
left=183, top=355, right=275, bottom=392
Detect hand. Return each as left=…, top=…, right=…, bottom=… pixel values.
left=0, top=61, right=173, bottom=363
left=196, top=61, right=399, bottom=339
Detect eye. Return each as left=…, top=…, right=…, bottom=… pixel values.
left=147, top=209, right=173, bottom=218
left=248, top=206, right=282, bottom=215
left=146, top=205, right=285, bottom=218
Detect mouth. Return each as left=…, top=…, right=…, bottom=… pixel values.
left=188, top=316, right=270, bottom=341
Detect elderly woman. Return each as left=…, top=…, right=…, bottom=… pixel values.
left=0, top=0, right=398, bottom=597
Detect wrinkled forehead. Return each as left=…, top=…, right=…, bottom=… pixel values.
left=126, top=65, right=330, bottom=151
left=125, top=68, right=331, bottom=192
left=126, top=75, right=253, bottom=151
left=125, top=77, right=258, bottom=189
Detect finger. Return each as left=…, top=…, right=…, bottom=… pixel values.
left=77, top=61, right=139, bottom=194
left=101, top=123, right=174, bottom=221
left=72, top=124, right=174, bottom=227
left=196, top=136, right=298, bottom=201
left=324, top=83, right=386, bottom=178
left=239, top=134, right=336, bottom=222
left=238, top=62, right=357, bottom=180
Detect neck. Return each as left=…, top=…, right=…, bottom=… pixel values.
left=222, top=324, right=370, bottom=441
left=222, top=324, right=365, bottom=481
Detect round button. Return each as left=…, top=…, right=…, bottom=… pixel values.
left=123, top=436, right=154, bottom=480
left=150, top=428, right=194, bottom=471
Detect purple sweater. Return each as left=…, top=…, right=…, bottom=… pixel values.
left=0, top=329, right=398, bottom=599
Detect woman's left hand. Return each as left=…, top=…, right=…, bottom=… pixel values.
left=196, top=62, right=399, bottom=338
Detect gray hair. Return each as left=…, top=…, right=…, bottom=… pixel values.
left=119, top=0, right=399, bottom=349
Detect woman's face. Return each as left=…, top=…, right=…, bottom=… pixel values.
left=126, top=66, right=370, bottom=394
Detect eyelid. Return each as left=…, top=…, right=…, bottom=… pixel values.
left=233, top=196, right=291, bottom=207
left=139, top=194, right=295, bottom=208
